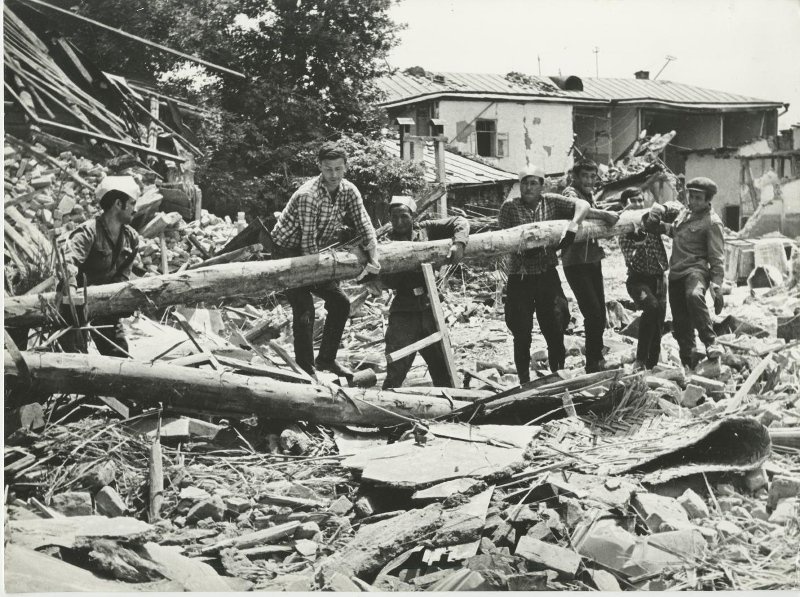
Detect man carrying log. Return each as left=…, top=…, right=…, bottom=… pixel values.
left=378, top=196, right=469, bottom=389
left=561, top=159, right=620, bottom=373
left=646, top=177, right=725, bottom=367
left=618, top=188, right=669, bottom=370
left=271, top=142, right=380, bottom=378
left=59, top=175, right=141, bottom=357
left=499, top=165, right=595, bottom=384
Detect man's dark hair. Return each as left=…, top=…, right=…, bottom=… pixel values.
left=318, top=142, right=348, bottom=162
left=620, top=187, right=643, bottom=204
left=572, top=159, right=598, bottom=176
left=99, top=190, right=131, bottom=211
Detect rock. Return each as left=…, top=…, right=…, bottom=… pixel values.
left=223, top=496, right=251, bottom=514
left=715, top=520, right=743, bottom=538
left=515, top=537, right=582, bottom=579
left=574, top=518, right=637, bottom=573
left=176, top=486, right=211, bottom=514
left=768, top=475, right=800, bottom=509
left=526, top=521, right=554, bottom=542
left=294, top=539, right=318, bottom=557
left=589, top=569, right=621, bottom=592
left=491, top=520, right=515, bottom=546
left=506, top=571, right=554, bottom=591
left=479, top=537, right=499, bottom=554
left=691, top=402, right=716, bottom=417
left=688, top=374, right=726, bottom=395
left=507, top=504, right=538, bottom=525
left=751, top=505, right=769, bottom=521
left=328, top=495, right=353, bottom=516
left=744, top=467, right=769, bottom=492
left=94, top=486, right=127, bottom=518
left=354, top=496, right=375, bottom=518
left=729, top=506, right=752, bottom=519
left=677, top=489, right=709, bottom=519
left=412, top=478, right=481, bottom=502
left=633, top=492, right=691, bottom=531
left=51, top=492, right=93, bottom=516
left=373, top=575, right=414, bottom=591
left=428, top=569, right=489, bottom=591
left=465, top=553, right=519, bottom=588
left=294, top=521, right=321, bottom=540
left=717, top=496, right=740, bottom=513
left=628, top=529, right=707, bottom=576
left=726, top=544, right=751, bottom=562
left=715, top=483, right=736, bottom=496
left=84, top=461, right=117, bottom=492
left=186, top=495, right=226, bottom=524
left=280, top=425, right=310, bottom=455
left=680, top=384, right=706, bottom=407
left=769, top=498, right=797, bottom=524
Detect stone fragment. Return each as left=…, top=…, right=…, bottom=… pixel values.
left=688, top=374, right=726, bottom=394
left=525, top=522, right=554, bottom=542
left=506, top=571, right=554, bottom=591
left=95, top=486, right=127, bottom=518
left=729, top=505, right=752, bottom=519
left=628, top=529, right=707, bottom=575
left=412, top=478, right=480, bottom=501
left=574, top=518, right=637, bottom=573
left=769, top=498, right=797, bottom=524
left=633, top=492, right=691, bottom=531
left=515, top=536, right=582, bottom=579
left=680, top=384, right=706, bottom=407
left=768, top=476, right=800, bottom=509
left=328, top=495, right=353, bottom=516
left=691, top=402, right=716, bottom=417
left=354, top=496, right=375, bottom=518
left=51, top=492, right=93, bottom=516
left=751, top=505, right=769, bottom=521
left=744, top=467, right=769, bottom=492
left=725, top=544, right=751, bottom=562
left=491, top=520, right=515, bottom=546
left=589, top=569, right=621, bottom=592
left=186, top=495, right=226, bottom=524
left=176, top=486, right=211, bottom=515
left=678, top=488, right=709, bottom=519
left=715, top=520, right=742, bottom=538
left=717, top=496, right=740, bottom=513
left=325, top=572, right=361, bottom=592
left=479, top=537, right=499, bottom=554
left=560, top=496, right=584, bottom=526
left=294, top=521, right=321, bottom=540
left=223, top=496, right=251, bottom=514
left=294, top=539, right=318, bottom=557
left=715, top=483, right=736, bottom=496
left=507, top=504, right=538, bottom=525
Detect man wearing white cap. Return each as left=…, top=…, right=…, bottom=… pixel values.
left=498, top=165, right=611, bottom=383
left=377, top=195, right=469, bottom=389
left=59, top=175, right=141, bottom=357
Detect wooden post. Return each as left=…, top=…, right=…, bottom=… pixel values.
left=148, top=95, right=159, bottom=150
left=421, top=263, right=459, bottom=387
left=434, top=136, right=448, bottom=218
left=159, top=233, right=169, bottom=275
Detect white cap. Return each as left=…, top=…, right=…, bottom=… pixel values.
left=518, top=165, right=546, bottom=182
left=95, top=175, right=140, bottom=202
left=389, top=195, right=417, bottom=214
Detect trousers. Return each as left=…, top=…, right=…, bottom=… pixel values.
left=273, top=245, right=350, bottom=375
left=382, top=310, right=451, bottom=389
left=564, top=261, right=607, bottom=368
left=669, top=271, right=716, bottom=366
left=626, top=272, right=666, bottom=368
left=504, top=268, right=569, bottom=382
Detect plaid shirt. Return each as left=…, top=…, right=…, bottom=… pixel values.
left=560, top=185, right=605, bottom=265
left=619, top=225, right=669, bottom=276
left=497, top=194, right=576, bottom=275
left=271, top=176, right=376, bottom=255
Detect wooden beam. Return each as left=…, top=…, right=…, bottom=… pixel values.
left=385, top=331, right=442, bottom=364
left=421, top=263, right=459, bottom=387
left=5, top=210, right=646, bottom=327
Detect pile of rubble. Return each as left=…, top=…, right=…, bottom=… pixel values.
left=5, top=259, right=800, bottom=591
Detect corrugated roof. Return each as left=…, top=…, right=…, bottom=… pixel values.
left=382, top=139, right=516, bottom=187
left=377, top=71, right=783, bottom=109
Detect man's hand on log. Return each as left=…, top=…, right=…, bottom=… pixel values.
left=356, top=260, right=381, bottom=282
left=600, top=210, right=620, bottom=225
left=557, top=221, right=579, bottom=251
left=448, top=241, right=465, bottom=265
left=711, top=283, right=724, bottom=315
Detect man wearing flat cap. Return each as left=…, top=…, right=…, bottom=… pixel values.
left=498, top=165, right=612, bottom=383
left=378, top=196, right=469, bottom=389
left=645, top=176, right=725, bottom=366
left=59, top=175, right=141, bottom=357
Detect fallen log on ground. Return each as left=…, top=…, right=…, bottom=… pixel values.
left=5, top=210, right=645, bottom=327
left=3, top=351, right=467, bottom=426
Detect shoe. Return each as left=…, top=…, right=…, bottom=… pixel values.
left=585, top=358, right=607, bottom=374
left=631, top=360, right=646, bottom=372
left=315, top=358, right=353, bottom=379
left=706, top=344, right=723, bottom=360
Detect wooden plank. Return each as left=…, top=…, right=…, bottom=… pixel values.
left=421, top=263, right=459, bottom=387
left=171, top=312, right=221, bottom=370
left=386, top=331, right=442, bottom=364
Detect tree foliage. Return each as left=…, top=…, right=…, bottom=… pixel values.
left=56, top=0, right=417, bottom=216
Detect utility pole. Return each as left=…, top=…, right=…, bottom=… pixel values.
left=537, top=55, right=542, bottom=76
left=593, top=46, right=599, bottom=77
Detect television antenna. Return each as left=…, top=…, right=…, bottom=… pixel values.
left=653, top=55, right=677, bottom=80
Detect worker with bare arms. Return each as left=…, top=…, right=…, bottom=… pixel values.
left=59, top=175, right=141, bottom=357
left=378, top=196, right=469, bottom=389
left=561, top=159, right=620, bottom=373
left=271, top=142, right=380, bottom=379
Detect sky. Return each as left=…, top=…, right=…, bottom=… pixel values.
left=388, top=0, right=800, bottom=129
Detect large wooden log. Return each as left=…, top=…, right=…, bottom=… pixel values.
left=3, top=351, right=467, bottom=426
left=4, top=210, right=645, bottom=327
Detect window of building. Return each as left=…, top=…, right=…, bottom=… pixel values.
left=476, top=119, right=496, bottom=157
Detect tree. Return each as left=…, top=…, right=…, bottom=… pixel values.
left=54, top=0, right=415, bottom=215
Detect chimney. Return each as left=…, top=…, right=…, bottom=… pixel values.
left=634, top=70, right=650, bottom=80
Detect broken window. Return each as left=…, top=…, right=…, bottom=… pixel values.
left=476, top=119, right=497, bottom=157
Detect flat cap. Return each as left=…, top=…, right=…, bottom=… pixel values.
left=686, top=177, right=718, bottom=198
left=518, top=164, right=546, bottom=182
left=389, top=195, right=417, bottom=214
left=95, top=175, right=140, bottom=202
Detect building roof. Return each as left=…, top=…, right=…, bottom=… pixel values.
left=377, top=71, right=785, bottom=111
left=382, top=139, right=516, bottom=187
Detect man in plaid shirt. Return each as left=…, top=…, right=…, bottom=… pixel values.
left=271, top=142, right=379, bottom=378
left=498, top=165, right=592, bottom=383
left=618, top=188, right=669, bottom=370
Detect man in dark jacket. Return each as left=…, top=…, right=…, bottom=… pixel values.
left=380, top=196, right=469, bottom=389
